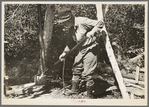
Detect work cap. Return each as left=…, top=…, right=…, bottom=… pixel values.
left=55, top=7, right=73, bottom=24
left=55, top=7, right=72, bottom=20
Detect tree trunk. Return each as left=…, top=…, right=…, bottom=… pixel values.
left=38, top=4, right=45, bottom=74
left=43, top=4, right=55, bottom=68
left=38, top=4, right=55, bottom=75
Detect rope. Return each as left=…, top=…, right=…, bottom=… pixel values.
left=62, top=59, right=66, bottom=94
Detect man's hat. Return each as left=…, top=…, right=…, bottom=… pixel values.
left=55, top=7, right=73, bottom=24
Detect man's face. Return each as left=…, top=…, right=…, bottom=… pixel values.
left=63, top=19, right=74, bottom=28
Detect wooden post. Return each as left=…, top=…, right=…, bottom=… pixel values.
left=135, top=66, right=140, bottom=84
left=130, top=93, right=134, bottom=99
left=4, top=41, right=8, bottom=96
left=96, top=3, right=129, bottom=99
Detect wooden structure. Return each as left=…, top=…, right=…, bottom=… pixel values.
left=96, top=3, right=130, bottom=99
left=96, top=4, right=145, bottom=99
left=125, top=65, right=145, bottom=99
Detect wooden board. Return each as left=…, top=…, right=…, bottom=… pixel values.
left=127, top=87, right=144, bottom=96
left=96, top=3, right=129, bottom=99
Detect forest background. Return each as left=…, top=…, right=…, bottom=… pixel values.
left=4, top=4, right=145, bottom=86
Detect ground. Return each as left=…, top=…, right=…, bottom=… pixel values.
left=4, top=58, right=145, bottom=100
left=4, top=70, right=144, bottom=100
left=5, top=82, right=122, bottom=99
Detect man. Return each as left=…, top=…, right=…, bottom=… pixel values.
left=56, top=8, right=104, bottom=98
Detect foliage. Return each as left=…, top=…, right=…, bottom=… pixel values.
left=5, top=4, right=39, bottom=61
left=55, top=4, right=97, bottom=19
left=104, top=4, right=144, bottom=52
left=4, top=4, right=145, bottom=79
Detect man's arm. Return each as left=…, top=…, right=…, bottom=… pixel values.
left=83, top=17, right=104, bottom=37
left=77, top=17, right=104, bottom=30
left=80, top=17, right=104, bottom=46
left=59, top=45, right=70, bottom=61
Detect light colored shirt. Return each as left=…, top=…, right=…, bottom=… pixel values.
left=64, top=17, right=104, bottom=54
left=75, top=17, right=101, bottom=42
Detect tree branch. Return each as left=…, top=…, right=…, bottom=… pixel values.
left=5, top=5, right=20, bottom=24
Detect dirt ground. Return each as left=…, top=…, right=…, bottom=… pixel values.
left=5, top=82, right=122, bottom=99
left=4, top=73, right=144, bottom=100
left=4, top=59, right=145, bottom=100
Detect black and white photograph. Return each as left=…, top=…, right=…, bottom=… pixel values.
left=1, top=1, right=148, bottom=105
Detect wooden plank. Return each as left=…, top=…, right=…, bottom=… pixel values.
left=121, top=69, right=144, bottom=81
left=96, top=3, right=129, bottom=99
left=127, top=87, right=145, bottom=96
left=135, top=66, right=140, bottom=84
left=140, top=67, right=145, bottom=72
left=8, top=83, right=44, bottom=95
left=106, top=86, right=118, bottom=91
left=129, top=52, right=144, bottom=64
left=4, top=41, right=8, bottom=43
left=124, top=78, right=145, bottom=86
left=126, top=82, right=144, bottom=90
left=130, top=93, right=134, bottom=99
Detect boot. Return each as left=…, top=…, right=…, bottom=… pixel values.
left=65, top=80, right=80, bottom=96
left=86, top=85, right=94, bottom=98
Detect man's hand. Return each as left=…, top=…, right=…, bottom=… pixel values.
left=59, top=52, right=66, bottom=62
left=83, top=31, right=97, bottom=46
left=86, top=31, right=95, bottom=38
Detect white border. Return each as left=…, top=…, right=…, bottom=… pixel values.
left=1, top=1, right=148, bottom=105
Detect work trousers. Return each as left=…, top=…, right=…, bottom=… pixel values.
left=72, top=46, right=98, bottom=86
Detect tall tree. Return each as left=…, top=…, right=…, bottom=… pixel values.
left=38, top=4, right=55, bottom=75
